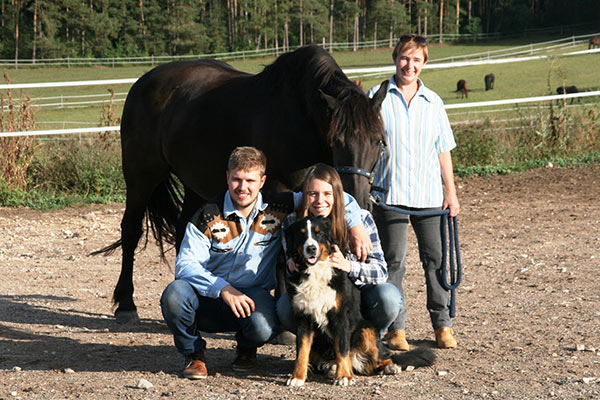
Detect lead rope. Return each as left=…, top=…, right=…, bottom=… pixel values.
left=371, top=192, right=462, bottom=317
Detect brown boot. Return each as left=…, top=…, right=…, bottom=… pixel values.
left=232, top=346, right=257, bottom=372
left=386, top=329, right=410, bottom=351
left=435, top=327, right=457, bottom=349
left=183, top=349, right=208, bottom=379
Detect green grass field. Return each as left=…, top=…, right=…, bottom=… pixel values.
left=1, top=36, right=598, bottom=131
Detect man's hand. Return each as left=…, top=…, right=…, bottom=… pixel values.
left=220, top=285, right=255, bottom=318
left=349, top=224, right=372, bottom=262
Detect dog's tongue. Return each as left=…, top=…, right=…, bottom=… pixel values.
left=307, top=257, right=317, bottom=265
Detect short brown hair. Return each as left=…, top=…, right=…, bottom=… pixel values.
left=227, top=146, right=267, bottom=176
left=392, top=34, right=428, bottom=63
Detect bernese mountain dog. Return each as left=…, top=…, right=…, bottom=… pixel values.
left=284, top=215, right=435, bottom=386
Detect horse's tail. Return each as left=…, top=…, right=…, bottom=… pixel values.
left=145, top=174, right=183, bottom=260
left=90, top=174, right=183, bottom=261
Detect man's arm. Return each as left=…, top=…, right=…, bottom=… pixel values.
left=343, top=192, right=372, bottom=261
left=175, top=223, right=230, bottom=298
left=176, top=223, right=255, bottom=318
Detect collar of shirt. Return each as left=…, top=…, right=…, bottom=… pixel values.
left=388, top=75, right=434, bottom=104
left=223, top=191, right=268, bottom=221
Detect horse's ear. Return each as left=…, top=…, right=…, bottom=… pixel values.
left=370, top=80, right=389, bottom=110
left=320, top=89, right=341, bottom=110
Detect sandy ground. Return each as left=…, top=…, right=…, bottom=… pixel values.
left=1, top=164, right=599, bottom=399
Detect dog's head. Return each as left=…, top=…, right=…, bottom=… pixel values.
left=285, top=216, right=334, bottom=269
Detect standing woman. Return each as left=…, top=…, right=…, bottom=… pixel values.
left=276, top=163, right=401, bottom=338
left=367, top=35, right=460, bottom=350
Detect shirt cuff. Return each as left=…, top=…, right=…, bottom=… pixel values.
left=209, top=277, right=230, bottom=299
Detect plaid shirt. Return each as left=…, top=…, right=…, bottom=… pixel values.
left=282, top=210, right=388, bottom=288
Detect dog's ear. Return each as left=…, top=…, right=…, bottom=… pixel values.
left=284, top=221, right=298, bottom=259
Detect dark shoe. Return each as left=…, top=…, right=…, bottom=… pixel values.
left=183, top=349, right=208, bottom=379
left=232, top=346, right=257, bottom=372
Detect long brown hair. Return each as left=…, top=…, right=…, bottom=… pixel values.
left=296, top=163, right=349, bottom=254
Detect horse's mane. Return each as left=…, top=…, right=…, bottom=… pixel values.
left=257, top=45, right=347, bottom=95
left=256, top=45, right=383, bottom=145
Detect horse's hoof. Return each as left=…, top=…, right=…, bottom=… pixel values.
left=115, top=310, right=140, bottom=324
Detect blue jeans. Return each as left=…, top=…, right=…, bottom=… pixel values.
left=276, top=282, right=401, bottom=338
left=160, top=280, right=280, bottom=356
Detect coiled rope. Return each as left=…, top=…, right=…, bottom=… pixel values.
left=371, top=191, right=462, bottom=317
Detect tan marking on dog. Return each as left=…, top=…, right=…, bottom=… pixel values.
left=334, top=338, right=354, bottom=385
left=350, top=327, right=398, bottom=375
left=318, top=243, right=330, bottom=262
left=288, top=330, right=315, bottom=387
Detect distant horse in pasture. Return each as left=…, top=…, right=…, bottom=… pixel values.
left=92, top=45, right=389, bottom=324
left=588, top=36, right=600, bottom=49
left=456, top=79, right=468, bottom=98
left=484, top=74, right=495, bottom=91
left=556, top=85, right=578, bottom=95
left=556, top=85, right=579, bottom=104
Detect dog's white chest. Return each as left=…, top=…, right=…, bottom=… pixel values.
left=292, top=261, right=337, bottom=329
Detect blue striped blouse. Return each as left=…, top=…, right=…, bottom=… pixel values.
left=367, top=76, right=456, bottom=208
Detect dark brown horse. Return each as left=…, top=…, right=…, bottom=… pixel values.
left=94, top=45, right=389, bottom=323
left=588, top=36, right=600, bottom=49
left=456, top=79, right=468, bottom=98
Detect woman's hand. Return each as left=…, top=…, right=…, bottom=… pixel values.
left=330, top=245, right=352, bottom=273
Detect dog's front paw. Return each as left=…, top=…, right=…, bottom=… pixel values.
left=287, top=377, right=305, bottom=387
left=382, top=364, right=402, bottom=375
left=333, top=377, right=354, bottom=386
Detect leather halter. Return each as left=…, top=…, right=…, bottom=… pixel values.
left=334, top=139, right=386, bottom=185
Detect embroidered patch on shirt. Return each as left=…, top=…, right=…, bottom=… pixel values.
left=210, top=221, right=230, bottom=241
left=258, top=212, right=281, bottom=233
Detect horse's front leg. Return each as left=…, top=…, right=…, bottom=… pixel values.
left=287, top=323, right=315, bottom=387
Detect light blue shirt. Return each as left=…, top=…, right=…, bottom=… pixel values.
left=367, top=76, right=456, bottom=208
left=175, top=191, right=363, bottom=298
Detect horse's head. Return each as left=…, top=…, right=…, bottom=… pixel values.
left=323, top=81, right=388, bottom=211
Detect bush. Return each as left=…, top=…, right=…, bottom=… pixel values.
left=27, top=135, right=125, bottom=203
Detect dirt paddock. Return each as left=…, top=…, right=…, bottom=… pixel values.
left=1, top=165, right=599, bottom=399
